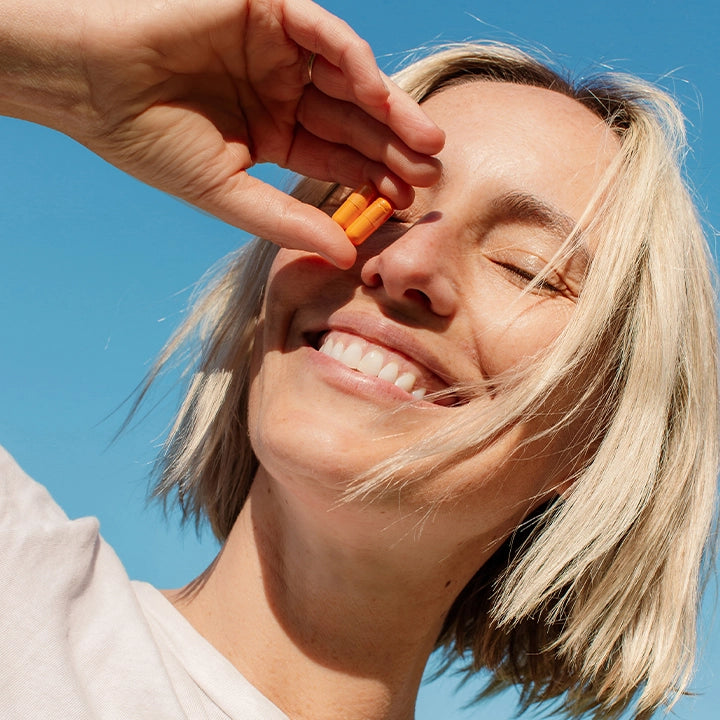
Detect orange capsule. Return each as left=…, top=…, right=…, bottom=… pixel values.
left=345, top=197, right=393, bottom=246
left=331, top=184, right=377, bottom=229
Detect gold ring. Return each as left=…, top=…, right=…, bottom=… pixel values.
left=307, top=53, right=316, bottom=84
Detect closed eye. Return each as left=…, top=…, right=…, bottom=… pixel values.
left=493, top=261, right=567, bottom=295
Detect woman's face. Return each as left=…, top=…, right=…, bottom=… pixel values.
left=249, top=81, right=618, bottom=546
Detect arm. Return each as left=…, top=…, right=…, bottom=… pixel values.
left=0, top=0, right=444, bottom=267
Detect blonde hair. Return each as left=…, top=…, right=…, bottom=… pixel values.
left=145, top=44, right=718, bottom=720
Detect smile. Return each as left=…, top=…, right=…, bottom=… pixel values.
left=316, top=330, right=454, bottom=403
left=319, top=334, right=427, bottom=400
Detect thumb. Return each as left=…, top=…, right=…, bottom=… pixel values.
left=190, top=172, right=357, bottom=269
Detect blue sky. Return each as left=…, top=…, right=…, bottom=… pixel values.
left=1, top=1, right=718, bottom=718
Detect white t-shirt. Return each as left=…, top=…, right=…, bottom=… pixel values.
left=0, top=446, right=289, bottom=720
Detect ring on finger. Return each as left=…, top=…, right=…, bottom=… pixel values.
left=307, top=53, right=316, bottom=84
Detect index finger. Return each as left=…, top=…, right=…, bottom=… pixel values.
left=190, top=169, right=358, bottom=268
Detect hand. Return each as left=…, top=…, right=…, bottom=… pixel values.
left=0, top=0, right=444, bottom=267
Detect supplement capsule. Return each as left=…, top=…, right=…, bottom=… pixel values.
left=331, top=185, right=377, bottom=229
left=345, top=197, right=394, bottom=246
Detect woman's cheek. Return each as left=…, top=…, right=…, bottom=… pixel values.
left=473, top=299, right=574, bottom=379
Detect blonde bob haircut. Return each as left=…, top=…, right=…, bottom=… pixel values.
left=145, top=44, right=718, bottom=720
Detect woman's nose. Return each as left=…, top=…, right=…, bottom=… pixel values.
left=359, top=221, right=458, bottom=317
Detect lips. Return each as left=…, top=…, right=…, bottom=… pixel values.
left=313, top=330, right=455, bottom=405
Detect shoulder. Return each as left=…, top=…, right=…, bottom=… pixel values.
left=0, top=444, right=101, bottom=576
left=0, top=443, right=119, bottom=630
left=0, top=445, right=181, bottom=717
left=0, top=445, right=287, bottom=719
left=0, top=444, right=75, bottom=525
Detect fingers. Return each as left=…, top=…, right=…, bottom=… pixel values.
left=310, top=59, right=445, bottom=157
left=279, top=0, right=444, bottom=156
left=297, top=85, right=441, bottom=188
left=375, top=71, right=446, bottom=155
left=281, top=0, right=389, bottom=107
left=283, top=126, right=415, bottom=209
left=191, top=170, right=358, bottom=269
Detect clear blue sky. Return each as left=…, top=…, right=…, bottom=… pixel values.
left=1, top=1, right=718, bottom=718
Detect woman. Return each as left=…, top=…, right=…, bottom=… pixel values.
left=0, top=1, right=716, bottom=719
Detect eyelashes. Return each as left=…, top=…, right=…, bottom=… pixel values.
left=491, top=260, right=569, bottom=296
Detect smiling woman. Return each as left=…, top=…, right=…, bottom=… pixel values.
left=139, top=41, right=720, bottom=720
left=1, top=2, right=717, bottom=720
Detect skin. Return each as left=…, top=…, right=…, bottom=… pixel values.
left=2, top=2, right=712, bottom=720
left=0, top=0, right=444, bottom=267
left=169, top=82, right=620, bottom=720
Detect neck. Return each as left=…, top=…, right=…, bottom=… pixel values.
left=167, top=466, right=500, bottom=720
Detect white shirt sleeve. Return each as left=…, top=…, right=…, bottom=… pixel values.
left=0, top=446, right=288, bottom=720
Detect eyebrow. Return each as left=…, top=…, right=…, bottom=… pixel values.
left=488, top=190, right=590, bottom=263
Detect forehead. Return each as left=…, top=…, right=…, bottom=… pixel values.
left=420, top=82, right=620, bottom=230
left=421, top=80, right=618, bottom=156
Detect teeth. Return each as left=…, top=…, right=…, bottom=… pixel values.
left=330, top=340, right=345, bottom=360
left=318, top=335, right=429, bottom=400
left=377, top=362, right=399, bottom=383
left=340, top=342, right=363, bottom=369
left=357, top=349, right=384, bottom=376
left=394, top=372, right=416, bottom=392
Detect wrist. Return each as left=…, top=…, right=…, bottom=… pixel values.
left=0, top=0, right=92, bottom=134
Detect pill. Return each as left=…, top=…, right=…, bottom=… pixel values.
left=345, top=197, right=394, bottom=246
left=331, top=185, right=377, bottom=229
